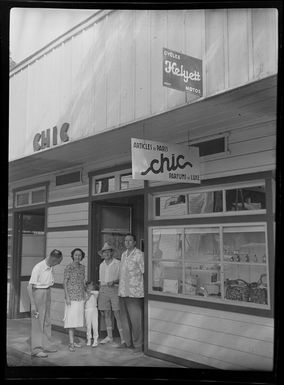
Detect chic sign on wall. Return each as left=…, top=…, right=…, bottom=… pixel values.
left=33, top=122, right=70, bottom=152
left=163, top=48, right=203, bottom=96
left=131, top=138, right=200, bottom=184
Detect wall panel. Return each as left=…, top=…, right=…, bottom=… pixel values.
left=134, top=10, right=151, bottom=120
left=148, top=300, right=274, bottom=370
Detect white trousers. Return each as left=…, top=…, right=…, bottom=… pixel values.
left=85, top=308, right=99, bottom=342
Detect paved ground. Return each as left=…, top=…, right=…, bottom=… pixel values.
left=6, top=318, right=208, bottom=368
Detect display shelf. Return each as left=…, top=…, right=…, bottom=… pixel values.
left=189, top=269, right=220, bottom=272
left=223, top=261, right=266, bottom=266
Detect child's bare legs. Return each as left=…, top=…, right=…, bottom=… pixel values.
left=113, top=310, right=125, bottom=344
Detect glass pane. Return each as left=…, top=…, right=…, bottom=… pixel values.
left=224, top=265, right=268, bottom=305
left=16, top=192, right=29, bottom=206
left=223, top=228, right=266, bottom=263
left=101, top=206, right=130, bottom=233
left=152, top=261, right=182, bottom=294
left=152, top=229, right=183, bottom=260
left=31, top=189, right=45, bottom=204
left=226, top=186, right=266, bottom=211
left=184, top=228, right=220, bottom=261
left=120, top=174, right=144, bottom=190
left=184, top=263, right=221, bottom=298
left=95, top=177, right=115, bottom=194
left=156, top=194, right=187, bottom=217
left=188, top=191, right=223, bottom=214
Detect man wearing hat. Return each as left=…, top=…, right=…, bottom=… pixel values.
left=98, top=241, right=125, bottom=345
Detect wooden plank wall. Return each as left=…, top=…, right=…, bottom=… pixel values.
left=9, top=9, right=278, bottom=161
left=178, top=119, right=276, bottom=179
left=148, top=300, right=274, bottom=370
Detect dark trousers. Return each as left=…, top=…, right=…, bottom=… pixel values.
left=119, top=297, right=143, bottom=349
left=31, top=288, right=53, bottom=355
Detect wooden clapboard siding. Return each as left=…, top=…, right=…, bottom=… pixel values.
left=105, top=11, right=121, bottom=128
left=150, top=10, right=168, bottom=115
left=205, top=10, right=226, bottom=95
left=148, top=300, right=274, bottom=370
left=166, top=10, right=187, bottom=109
left=9, top=9, right=278, bottom=161
left=48, top=183, right=89, bottom=202
left=93, top=16, right=107, bottom=134
left=227, top=9, right=250, bottom=88
left=134, top=10, right=151, bottom=120
left=47, top=202, right=88, bottom=227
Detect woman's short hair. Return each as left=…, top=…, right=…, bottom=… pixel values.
left=70, top=248, right=85, bottom=260
left=50, top=249, right=63, bottom=259
left=125, top=233, right=136, bottom=242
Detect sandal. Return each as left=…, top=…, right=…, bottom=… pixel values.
left=68, top=343, right=75, bottom=352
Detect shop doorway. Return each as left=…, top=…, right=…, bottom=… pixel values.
left=91, top=194, right=144, bottom=337
left=12, top=209, right=45, bottom=318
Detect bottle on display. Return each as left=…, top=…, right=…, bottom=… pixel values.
left=253, top=254, right=258, bottom=263
left=245, top=254, right=250, bottom=262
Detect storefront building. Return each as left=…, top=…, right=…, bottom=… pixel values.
left=8, top=9, right=277, bottom=370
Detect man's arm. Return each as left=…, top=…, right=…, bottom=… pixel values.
left=27, top=283, right=38, bottom=317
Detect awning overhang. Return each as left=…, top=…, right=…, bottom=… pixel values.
left=9, top=75, right=277, bottom=184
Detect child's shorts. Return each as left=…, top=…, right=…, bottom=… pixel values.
left=98, top=286, right=120, bottom=311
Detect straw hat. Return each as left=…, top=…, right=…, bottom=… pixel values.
left=98, top=241, right=117, bottom=258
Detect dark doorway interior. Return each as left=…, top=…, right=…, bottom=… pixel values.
left=92, top=194, right=144, bottom=337
left=12, top=209, right=45, bottom=318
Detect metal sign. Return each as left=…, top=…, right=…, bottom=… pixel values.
left=163, top=48, right=203, bottom=96
left=131, top=138, right=200, bottom=184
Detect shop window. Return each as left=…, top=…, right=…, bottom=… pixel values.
left=95, top=177, right=115, bottom=194
left=120, top=174, right=144, bottom=190
left=16, top=192, right=29, bottom=206
left=153, top=183, right=265, bottom=219
left=150, top=224, right=269, bottom=308
left=15, top=187, right=46, bottom=207
left=225, top=186, right=266, bottom=211
left=31, top=189, right=46, bottom=204
left=188, top=191, right=223, bottom=214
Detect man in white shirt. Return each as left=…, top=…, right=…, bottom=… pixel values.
left=98, top=242, right=124, bottom=346
left=27, top=249, right=63, bottom=358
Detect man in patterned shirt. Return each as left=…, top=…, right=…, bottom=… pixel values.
left=117, top=233, right=144, bottom=354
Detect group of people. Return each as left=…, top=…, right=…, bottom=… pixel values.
left=27, top=233, right=144, bottom=358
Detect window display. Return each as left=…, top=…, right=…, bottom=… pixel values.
left=153, top=183, right=265, bottom=218
left=150, top=224, right=269, bottom=308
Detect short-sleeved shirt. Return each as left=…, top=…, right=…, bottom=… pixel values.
left=64, top=263, right=85, bottom=301
left=85, top=291, right=99, bottom=310
left=29, top=259, right=54, bottom=288
left=99, top=258, right=120, bottom=285
left=118, top=248, right=144, bottom=298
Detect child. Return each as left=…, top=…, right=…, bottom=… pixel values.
left=84, top=281, right=99, bottom=347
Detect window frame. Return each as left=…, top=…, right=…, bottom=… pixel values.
left=148, top=222, right=270, bottom=310
left=92, top=168, right=144, bottom=195
left=15, top=186, right=47, bottom=208
left=152, top=180, right=266, bottom=220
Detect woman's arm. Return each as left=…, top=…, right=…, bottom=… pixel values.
left=63, top=267, right=71, bottom=306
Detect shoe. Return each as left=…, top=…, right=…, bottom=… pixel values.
left=100, top=336, right=113, bottom=344
left=73, top=342, right=82, bottom=348
left=33, top=351, right=48, bottom=358
left=116, top=342, right=128, bottom=349
left=92, top=342, right=98, bottom=347
left=86, top=340, right=91, bottom=346
left=43, top=348, right=57, bottom=353
left=68, top=343, right=75, bottom=352
left=132, top=347, right=143, bottom=354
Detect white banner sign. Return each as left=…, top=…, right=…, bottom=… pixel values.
left=131, top=138, right=200, bottom=183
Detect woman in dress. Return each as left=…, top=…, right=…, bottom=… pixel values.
left=63, top=248, right=86, bottom=352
